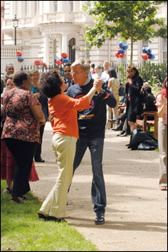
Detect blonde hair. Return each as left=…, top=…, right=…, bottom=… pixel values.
left=29, top=69, right=40, bottom=76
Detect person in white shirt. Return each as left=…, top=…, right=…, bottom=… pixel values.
left=92, top=65, right=103, bottom=80
left=106, top=69, right=120, bottom=129
left=101, top=61, right=110, bottom=84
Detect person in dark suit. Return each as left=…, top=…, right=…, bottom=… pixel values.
left=63, top=63, right=74, bottom=90
left=141, top=83, right=157, bottom=114
left=29, top=70, right=49, bottom=163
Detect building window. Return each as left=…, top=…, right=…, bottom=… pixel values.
left=163, top=38, right=167, bottom=62
left=54, top=1, right=58, bottom=12
left=53, top=39, right=57, bottom=60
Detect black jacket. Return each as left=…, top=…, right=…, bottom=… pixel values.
left=125, top=72, right=143, bottom=116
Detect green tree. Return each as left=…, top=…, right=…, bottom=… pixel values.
left=83, top=1, right=167, bottom=64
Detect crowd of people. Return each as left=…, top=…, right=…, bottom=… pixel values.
left=1, top=59, right=167, bottom=224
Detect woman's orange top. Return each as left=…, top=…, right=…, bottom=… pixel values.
left=48, top=94, right=90, bottom=139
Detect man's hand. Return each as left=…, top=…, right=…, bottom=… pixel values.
left=93, top=77, right=102, bottom=93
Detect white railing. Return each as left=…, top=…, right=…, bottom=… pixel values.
left=2, top=11, right=91, bottom=30
left=1, top=46, right=22, bottom=58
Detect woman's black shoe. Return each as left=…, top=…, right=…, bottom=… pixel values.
left=46, top=216, right=66, bottom=222
left=11, top=197, right=24, bottom=204
left=38, top=212, right=66, bottom=222
left=35, top=157, right=45, bottom=162
left=3, top=187, right=12, bottom=194
left=38, top=212, right=47, bottom=220
left=117, top=130, right=126, bottom=136
left=120, top=132, right=127, bottom=137
left=20, top=194, right=29, bottom=200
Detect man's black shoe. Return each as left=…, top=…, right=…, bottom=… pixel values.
left=35, top=157, right=45, bottom=162
left=95, top=213, right=105, bottom=225
left=108, top=119, right=119, bottom=123
left=112, top=124, right=123, bottom=131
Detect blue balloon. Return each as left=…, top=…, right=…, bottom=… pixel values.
left=61, top=58, right=70, bottom=63
left=118, top=48, right=125, bottom=54
left=148, top=54, right=155, bottom=60
left=147, top=47, right=152, bottom=55
left=17, top=56, right=24, bottom=62
left=119, top=41, right=124, bottom=48
left=142, top=47, right=148, bottom=53
left=123, top=44, right=128, bottom=50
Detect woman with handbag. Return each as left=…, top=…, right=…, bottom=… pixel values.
left=1, top=75, right=38, bottom=193
left=1, top=71, right=45, bottom=203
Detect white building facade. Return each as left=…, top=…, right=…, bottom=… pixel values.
left=1, top=1, right=167, bottom=73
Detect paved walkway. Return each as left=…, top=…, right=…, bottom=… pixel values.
left=30, top=122, right=167, bottom=251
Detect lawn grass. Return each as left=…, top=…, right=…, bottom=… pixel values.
left=1, top=180, right=98, bottom=251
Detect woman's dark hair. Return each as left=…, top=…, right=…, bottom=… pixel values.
left=13, top=71, right=29, bottom=87
left=143, top=84, right=151, bottom=94
left=127, top=65, right=139, bottom=75
left=108, top=68, right=117, bottom=78
left=39, top=70, right=63, bottom=98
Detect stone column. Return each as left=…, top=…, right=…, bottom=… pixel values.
left=61, top=33, right=68, bottom=53
left=44, top=34, right=50, bottom=65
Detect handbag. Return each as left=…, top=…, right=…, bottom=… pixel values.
left=1, top=90, right=16, bottom=126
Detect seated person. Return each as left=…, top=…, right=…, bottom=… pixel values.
left=92, top=65, right=103, bottom=79
left=140, top=84, right=157, bottom=119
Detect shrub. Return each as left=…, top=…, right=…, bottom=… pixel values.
left=117, top=62, right=167, bottom=92
left=137, top=61, right=167, bottom=88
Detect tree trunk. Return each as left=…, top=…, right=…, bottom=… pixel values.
left=130, top=36, right=133, bottom=64
left=130, top=4, right=134, bottom=65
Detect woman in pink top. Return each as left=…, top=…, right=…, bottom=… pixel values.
left=37, top=70, right=101, bottom=222
left=155, top=77, right=167, bottom=191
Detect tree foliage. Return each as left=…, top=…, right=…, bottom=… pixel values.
left=83, top=1, right=167, bottom=63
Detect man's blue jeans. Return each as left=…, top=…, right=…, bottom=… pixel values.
left=73, top=137, right=106, bottom=214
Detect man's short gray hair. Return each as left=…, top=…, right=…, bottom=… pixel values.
left=71, top=59, right=90, bottom=72
left=5, top=63, right=14, bottom=70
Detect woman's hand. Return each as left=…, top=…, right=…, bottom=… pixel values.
left=34, top=93, right=40, bottom=99
left=48, top=115, right=54, bottom=127
left=30, top=105, right=45, bottom=124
